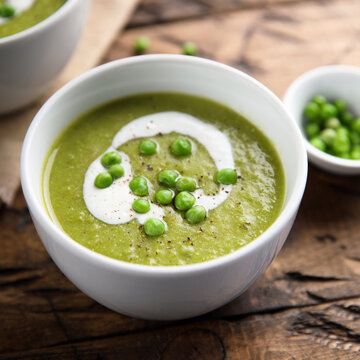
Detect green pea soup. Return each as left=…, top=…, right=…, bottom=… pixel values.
left=0, top=0, right=67, bottom=38
left=43, top=92, right=285, bottom=266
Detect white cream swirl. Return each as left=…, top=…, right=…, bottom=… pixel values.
left=83, top=112, right=235, bottom=225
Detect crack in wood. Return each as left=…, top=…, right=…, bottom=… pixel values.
left=306, top=291, right=334, bottom=302
left=0, top=267, right=36, bottom=275
left=45, top=295, right=82, bottom=360
left=158, top=34, right=184, bottom=46
left=260, top=26, right=303, bottom=44
left=25, top=321, right=182, bottom=351
left=218, top=294, right=360, bottom=324
left=233, top=13, right=265, bottom=74
left=346, top=256, right=360, bottom=262
left=0, top=274, right=41, bottom=288
left=291, top=307, right=360, bottom=352
left=318, top=316, right=360, bottom=340
left=286, top=271, right=344, bottom=282
left=263, top=10, right=299, bottom=23
left=25, top=288, right=77, bottom=296
left=307, top=291, right=360, bottom=304
left=315, top=234, right=337, bottom=243
left=340, top=304, right=360, bottom=315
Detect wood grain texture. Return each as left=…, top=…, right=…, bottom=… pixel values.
left=2, top=0, right=360, bottom=359
left=107, top=0, right=360, bottom=98
left=129, top=0, right=316, bottom=27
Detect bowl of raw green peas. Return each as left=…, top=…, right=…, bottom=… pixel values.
left=284, top=65, right=360, bottom=175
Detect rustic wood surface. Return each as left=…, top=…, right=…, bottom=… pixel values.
left=1, top=0, right=360, bottom=359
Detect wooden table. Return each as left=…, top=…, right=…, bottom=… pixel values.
left=1, top=0, right=360, bottom=359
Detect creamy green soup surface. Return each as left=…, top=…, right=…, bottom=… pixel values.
left=43, top=93, right=285, bottom=266
left=0, top=0, right=66, bottom=38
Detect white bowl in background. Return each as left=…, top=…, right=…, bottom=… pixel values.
left=21, top=55, right=308, bottom=320
left=284, top=65, right=360, bottom=175
left=0, top=0, right=90, bottom=114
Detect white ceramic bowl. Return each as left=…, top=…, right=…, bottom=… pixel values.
left=0, top=0, right=90, bottom=114
left=21, top=55, right=307, bottom=320
left=284, top=65, right=360, bottom=175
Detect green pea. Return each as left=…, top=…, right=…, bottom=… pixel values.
left=176, top=177, right=196, bottom=192
left=101, top=151, right=122, bottom=168
left=350, top=131, right=360, bottom=145
left=158, top=170, right=178, bottom=187
left=351, top=118, right=360, bottom=133
left=321, top=103, right=338, bottom=120
left=140, top=140, right=157, bottom=155
left=174, top=191, right=195, bottom=211
left=144, top=218, right=165, bottom=236
left=310, top=136, right=326, bottom=152
left=334, top=99, right=346, bottom=114
left=216, top=168, right=237, bottom=185
left=155, top=189, right=173, bottom=205
left=108, top=164, right=125, bottom=179
left=340, top=152, right=351, bottom=159
left=332, top=133, right=350, bottom=155
left=171, top=138, right=192, bottom=156
left=350, top=146, right=360, bottom=160
left=182, top=41, right=197, bottom=56
left=320, top=128, right=336, bottom=146
left=185, top=206, right=206, bottom=224
left=337, top=126, right=350, bottom=137
left=0, top=5, right=15, bottom=18
left=305, top=123, right=320, bottom=138
left=132, top=199, right=150, bottom=214
left=325, top=117, right=341, bottom=130
left=129, top=176, right=149, bottom=196
left=341, top=111, right=354, bottom=125
left=94, top=172, right=113, bottom=189
left=134, top=36, right=150, bottom=54
left=304, top=102, right=321, bottom=121
left=312, top=95, right=327, bottom=106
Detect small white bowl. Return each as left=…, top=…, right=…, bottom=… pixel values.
left=284, top=65, right=360, bottom=175
left=0, top=0, right=90, bottom=114
left=21, top=55, right=307, bottom=320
